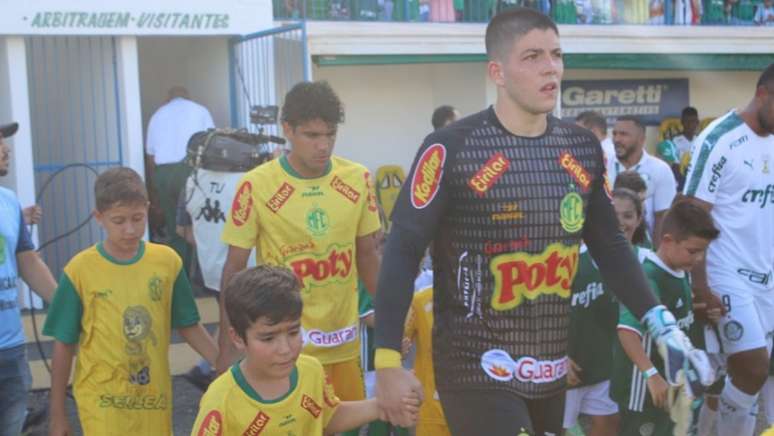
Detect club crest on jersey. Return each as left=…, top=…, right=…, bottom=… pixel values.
left=559, top=192, right=584, bottom=233
left=265, top=182, right=295, bottom=214
left=301, top=394, right=322, bottom=418
left=468, top=152, right=510, bottom=196
left=330, top=175, right=360, bottom=204
left=481, top=349, right=568, bottom=384
left=196, top=410, right=223, bottom=436
left=410, top=143, right=446, bottom=209
left=242, top=411, right=270, bottom=436
left=490, top=243, right=579, bottom=311
left=559, top=152, right=591, bottom=192
left=231, top=181, right=255, bottom=225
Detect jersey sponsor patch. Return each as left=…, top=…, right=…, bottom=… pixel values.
left=481, top=349, right=568, bottom=384
left=304, top=324, right=357, bottom=348
left=301, top=394, right=322, bottom=418
left=468, top=152, right=510, bottom=196
left=232, top=181, right=254, bottom=225
left=490, top=242, right=578, bottom=311
left=330, top=175, right=360, bottom=204
left=288, top=243, right=353, bottom=289
left=410, top=143, right=446, bottom=209
left=559, top=152, right=591, bottom=192
left=242, top=411, right=270, bottom=436
left=265, top=182, right=295, bottom=213
left=323, top=374, right=339, bottom=408
left=197, top=410, right=223, bottom=436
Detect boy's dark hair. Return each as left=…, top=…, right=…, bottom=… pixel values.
left=612, top=187, right=646, bottom=246
left=661, top=199, right=720, bottom=242
left=616, top=115, right=645, bottom=132
left=575, top=111, right=607, bottom=133
left=432, top=105, right=457, bottom=130
left=681, top=106, right=698, bottom=118
left=756, top=63, right=774, bottom=89
left=613, top=170, right=647, bottom=194
left=224, top=265, right=303, bottom=340
left=281, top=81, right=344, bottom=128
left=485, top=8, right=558, bottom=61
left=94, top=167, right=148, bottom=212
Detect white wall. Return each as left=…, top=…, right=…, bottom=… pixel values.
left=0, top=38, right=12, bottom=191
left=138, top=37, right=231, bottom=132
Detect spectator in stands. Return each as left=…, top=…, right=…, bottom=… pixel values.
left=754, top=0, right=774, bottom=25
left=431, top=105, right=460, bottom=130
left=429, top=0, right=457, bottom=20
left=575, top=110, right=615, bottom=164
left=378, top=0, right=395, bottom=20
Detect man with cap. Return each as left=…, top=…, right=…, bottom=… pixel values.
left=0, top=121, right=58, bottom=436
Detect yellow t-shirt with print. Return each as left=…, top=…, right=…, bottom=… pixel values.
left=42, top=241, right=201, bottom=436
left=221, top=155, right=381, bottom=364
left=404, top=287, right=448, bottom=430
left=191, top=354, right=340, bottom=436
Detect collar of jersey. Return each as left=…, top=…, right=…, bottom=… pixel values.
left=280, top=155, right=332, bottom=180
left=644, top=250, right=685, bottom=279
left=96, top=240, right=145, bottom=265
left=614, top=150, right=649, bottom=175
left=486, top=105, right=555, bottom=139
left=231, top=360, right=299, bottom=404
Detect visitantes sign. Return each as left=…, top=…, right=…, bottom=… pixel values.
left=0, top=0, right=272, bottom=35
left=560, top=79, right=689, bottom=126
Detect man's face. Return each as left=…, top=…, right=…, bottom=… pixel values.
left=0, top=135, right=9, bottom=177
left=756, top=85, right=774, bottom=135
left=283, top=118, right=337, bottom=176
left=612, top=120, right=645, bottom=162
left=491, top=28, right=563, bottom=116
left=681, top=114, right=700, bottom=139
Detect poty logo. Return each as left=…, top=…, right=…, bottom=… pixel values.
left=330, top=176, right=360, bottom=204
left=306, top=325, right=357, bottom=348
left=481, top=349, right=568, bottom=384
left=196, top=410, right=223, bottom=436
left=559, top=152, right=591, bottom=192
left=468, top=153, right=510, bottom=196
left=742, top=184, right=774, bottom=208
left=301, top=395, right=322, bottom=418
left=707, top=157, right=727, bottom=193
left=490, top=243, right=578, bottom=311
left=231, top=181, right=254, bottom=226
left=242, top=411, right=270, bottom=436
left=265, top=182, right=295, bottom=213
left=410, top=144, right=446, bottom=209
left=288, top=244, right=353, bottom=289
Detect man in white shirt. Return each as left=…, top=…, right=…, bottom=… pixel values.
left=145, top=86, right=214, bottom=272
left=575, top=110, right=615, bottom=168
left=608, top=115, right=677, bottom=245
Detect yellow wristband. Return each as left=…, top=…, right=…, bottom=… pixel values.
left=374, top=348, right=402, bottom=369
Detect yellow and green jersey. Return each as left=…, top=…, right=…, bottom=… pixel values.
left=191, top=354, right=340, bottom=436
left=221, top=155, right=382, bottom=364
left=43, top=241, right=200, bottom=435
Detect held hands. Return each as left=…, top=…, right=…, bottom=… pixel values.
left=646, top=373, right=669, bottom=409
left=375, top=367, right=424, bottom=427
left=48, top=413, right=74, bottom=436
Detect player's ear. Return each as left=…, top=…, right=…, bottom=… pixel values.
left=488, top=60, right=505, bottom=87
left=229, top=327, right=246, bottom=350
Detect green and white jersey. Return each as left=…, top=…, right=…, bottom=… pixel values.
left=611, top=250, right=694, bottom=412
left=684, top=110, right=774, bottom=293
left=657, top=139, right=680, bottom=164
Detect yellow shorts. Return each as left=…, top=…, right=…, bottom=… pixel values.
left=323, top=358, right=365, bottom=401
left=416, top=422, right=451, bottom=436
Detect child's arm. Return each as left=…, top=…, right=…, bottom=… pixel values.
left=49, top=341, right=76, bottom=436
left=324, top=397, right=420, bottom=434
left=618, top=329, right=669, bottom=408
left=179, top=324, right=218, bottom=366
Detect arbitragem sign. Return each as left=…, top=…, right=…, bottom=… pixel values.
left=27, top=12, right=230, bottom=30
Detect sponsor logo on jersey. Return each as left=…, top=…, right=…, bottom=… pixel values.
left=410, top=144, right=446, bottom=209
left=306, top=205, right=330, bottom=236
left=559, top=152, right=591, bottom=192
left=491, top=202, right=524, bottom=222
left=481, top=349, right=568, bottom=384
left=280, top=241, right=317, bottom=258
left=197, top=410, right=223, bottom=436
left=707, top=157, right=727, bottom=193
left=288, top=244, right=353, bottom=289
left=364, top=172, right=378, bottom=212
left=265, top=182, right=295, bottom=214
left=330, top=175, right=360, bottom=204
left=301, top=394, right=322, bottom=418
left=736, top=268, right=772, bottom=285
left=741, top=184, right=774, bottom=208
left=98, top=393, right=168, bottom=410
left=724, top=320, right=744, bottom=342
left=305, top=325, right=357, bottom=348
left=483, top=237, right=530, bottom=255
left=232, top=181, right=255, bottom=225
left=468, top=152, right=510, bottom=196
left=571, top=282, right=604, bottom=308
left=323, top=374, right=339, bottom=407
left=490, top=242, right=579, bottom=311
left=559, top=192, right=584, bottom=233
left=301, top=185, right=324, bottom=198
left=728, top=135, right=748, bottom=149
left=242, top=411, right=270, bottom=436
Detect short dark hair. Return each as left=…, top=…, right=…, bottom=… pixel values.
left=224, top=265, right=303, bottom=340
left=612, top=187, right=647, bottom=246
left=756, top=63, right=774, bottom=89
left=681, top=106, right=698, bottom=118
left=94, top=167, right=148, bottom=212
left=613, top=170, right=647, bottom=194
left=616, top=115, right=645, bottom=132
left=432, top=105, right=457, bottom=130
left=281, top=81, right=344, bottom=128
left=661, top=199, right=719, bottom=242
left=485, top=8, right=558, bottom=61
left=575, top=111, right=607, bottom=133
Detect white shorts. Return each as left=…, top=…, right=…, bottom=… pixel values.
left=706, top=286, right=774, bottom=355
left=563, top=380, right=619, bottom=429
left=364, top=370, right=376, bottom=398
left=762, top=376, right=774, bottom=425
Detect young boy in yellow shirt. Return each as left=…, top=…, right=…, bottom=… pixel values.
left=192, top=265, right=419, bottom=435
left=44, top=167, right=218, bottom=435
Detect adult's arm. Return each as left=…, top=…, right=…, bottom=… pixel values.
left=355, top=231, right=381, bottom=296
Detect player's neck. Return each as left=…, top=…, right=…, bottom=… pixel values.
left=102, top=239, right=141, bottom=261
left=494, top=99, right=548, bottom=137
left=739, top=104, right=771, bottom=137
left=285, top=153, right=328, bottom=178
left=240, top=360, right=291, bottom=401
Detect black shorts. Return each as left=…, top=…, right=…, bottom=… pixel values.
left=438, top=388, right=565, bottom=436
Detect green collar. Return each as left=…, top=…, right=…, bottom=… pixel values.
left=232, top=361, right=299, bottom=404
left=96, top=240, right=145, bottom=265
left=280, top=155, right=332, bottom=180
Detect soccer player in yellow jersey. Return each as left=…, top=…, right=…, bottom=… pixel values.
left=403, top=286, right=451, bottom=436
left=44, top=167, right=218, bottom=436
left=218, top=82, right=382, bottom=413
left=193, top=265, right=418, bottom=435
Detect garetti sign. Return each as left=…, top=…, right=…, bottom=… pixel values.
left=561, top=79, right=690, bottom=126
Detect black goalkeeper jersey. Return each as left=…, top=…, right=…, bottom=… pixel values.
left=375, top=107, right=657, bottom=399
